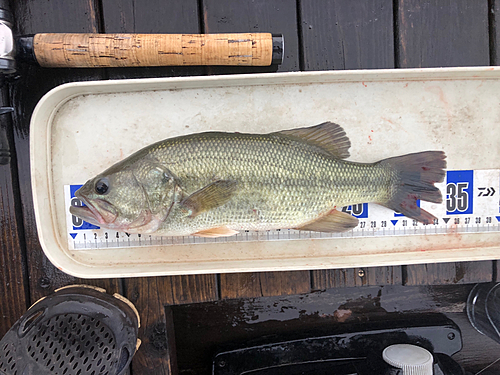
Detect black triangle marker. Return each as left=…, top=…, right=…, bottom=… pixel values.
left=443, top=218, right=450, bottom=224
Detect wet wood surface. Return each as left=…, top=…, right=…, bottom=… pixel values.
left=0, top=88, right=27, bottom=338
left=202, top=0, right=310, bottom=300
left=220, top=271, right=311, bottom=299
left=396, top=0, right=490, bottom=68
left=312, top=266, right=404, bottom=289
left=300, top=0, right=395, bottom=70
left=8, top=0, right=122, bottom=307
left=397, top=0, right=493, bottom=285
left=203, top=0, right=299, bottom=73
left=492, top=0, right=500, bottom=65
left=101, top=2, right=216, bottom=372
left=300, top=0, right=402, bottom=289
left=171, top=284, right=500, bottom=374
left=1, top=0, right=498, bottom=374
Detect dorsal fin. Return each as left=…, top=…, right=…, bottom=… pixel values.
left=274, top=122, right=351, bottom=159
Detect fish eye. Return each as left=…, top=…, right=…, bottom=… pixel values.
left=95, top=178, right=109, bottom=195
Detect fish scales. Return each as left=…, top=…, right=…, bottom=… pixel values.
left=143, top=132, right=392, bottom=235
left=70, top=122, right=446, bottom=237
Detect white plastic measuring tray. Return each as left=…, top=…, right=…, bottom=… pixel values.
left=31, top=67, right=500, bottom=278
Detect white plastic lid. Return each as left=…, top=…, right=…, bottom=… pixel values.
left=382, top=344, right=434, bottom=375
left=0, top=22, right=13, bottom=56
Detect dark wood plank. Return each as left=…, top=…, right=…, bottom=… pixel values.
left=100, top=2, right=218, bottom=373
left=220, top=272, right=311, bottom=299
left=300, top=0, right=394, bottom=70
left=312, top=269, right=358, bottom=289
left=203, top=0, right=299, bottom=73
left=13, top=0, right=99, bottom=33
left=101, top=0, right=206, bottom=79
left=312, top=266, right=403, bottom=289
left=168, top=275, right=219, bottom=305
left=492, top=0, right=500, bottom=65
left=0, top=93, right=28, bottom=337
left=397, top=0, right=489, bottom=68
left=125, top=277, right=175, bottom=375
left=397, top=0, right=493, bottom=285
left=171, top=284, right=499, bottom=374
left=125, top=275, right=218, bottom=374
left=301, top=0, right=401, bottom=289
left=405, top=261, right=493, bottom=285
left=102, top=0, right=199, bottom=33
left=10, top=0, right=121, bottom=303
left=202, top=0, right=309, bottom=298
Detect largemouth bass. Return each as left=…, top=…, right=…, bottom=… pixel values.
left=70, top=122, right=446, bottom=237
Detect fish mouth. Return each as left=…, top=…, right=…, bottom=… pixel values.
left=70, top=195, right=117, bottom=226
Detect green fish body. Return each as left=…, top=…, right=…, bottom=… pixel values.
left=70, top=122, right=446, bottom=237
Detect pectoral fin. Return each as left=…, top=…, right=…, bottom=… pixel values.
left=193, top=226, right=239, bottom=238
left=295, top=210, right=359, bottom=232
left=180, top=180, right=238, bottom=218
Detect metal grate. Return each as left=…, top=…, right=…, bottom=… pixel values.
left=0, top=341, right=19, bottom=375
left=24, top=313, right=116, bottom=375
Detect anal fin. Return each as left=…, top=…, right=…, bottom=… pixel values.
left=193, top=226, right=239, bottom=238
left=295, top=210, right=359, bottom=232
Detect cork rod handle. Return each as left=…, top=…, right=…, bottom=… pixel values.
left=30, top=33, right=283, bottom=68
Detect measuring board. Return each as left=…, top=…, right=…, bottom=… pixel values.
left=64, top=169, right=500, bottom=250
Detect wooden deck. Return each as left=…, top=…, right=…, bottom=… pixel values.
left=1, top=0, right=499, bottom=373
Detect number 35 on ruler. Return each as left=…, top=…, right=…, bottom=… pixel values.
left=446, top=170, right=473, bottom=214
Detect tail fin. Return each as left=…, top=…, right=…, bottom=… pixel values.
left=380, top=151, right=447, bottom=224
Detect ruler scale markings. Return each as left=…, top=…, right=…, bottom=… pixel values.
left=65, top=169, right=500, bottom=250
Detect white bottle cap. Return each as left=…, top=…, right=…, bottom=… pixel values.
left=382, top=344, right=434, bottom=375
